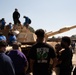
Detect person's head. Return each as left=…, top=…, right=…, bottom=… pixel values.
left=1, top=18, right=4, bottom=21
left=12, top=41, right=21, bottom=49
left=0, top=41, right=7, bottom=52
left=61, top=36, right=71, bottom=48
left=55, top=43, right=62, bottom=53
left=9, top=22, right=12, bottom=25
left=23, top=16, right=26, bottom=18
left=10, top=31, right=14, bottom=36
left=35, top=29, right=45, bottom=42
left=15, top=8, right=18, bottom=12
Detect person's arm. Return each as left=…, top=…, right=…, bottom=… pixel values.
left=18, top=12, right=20, bottom=18
left=52, top=57, right=58, bottom=68
left=29, top=59, right=35, bottom=75
left=24, top=61, right=29, bottom=73
left=49, top=46, right=58, bottom=68
left=28, top=46, right=35, bottom=75
left=29, top=59, right=35, bottom=72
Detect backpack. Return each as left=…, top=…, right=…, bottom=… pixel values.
left=28, top=19, right=31, bottom=24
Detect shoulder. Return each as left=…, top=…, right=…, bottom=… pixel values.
left=16, top=50, right=27, bottom=58
left=19, top=51, right=26, bottom=56
left=31, top=43, right=38, bottom=48
left=17, top=51, right=27, bottom=61
left=2, top=53, right=12, bottom=63
left=44, top=43, right=55, bottom=51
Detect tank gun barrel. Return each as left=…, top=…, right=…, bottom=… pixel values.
left=46, top=25, right=76, bottom=38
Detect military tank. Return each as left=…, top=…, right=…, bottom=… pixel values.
left=0, top=24, right=76, bottom=44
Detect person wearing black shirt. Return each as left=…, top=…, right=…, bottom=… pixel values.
left=29, top=29, right=57, bottom=75
left=59, top=36, right=73, bottom=75
left=13, top=8, right=20, bottom=25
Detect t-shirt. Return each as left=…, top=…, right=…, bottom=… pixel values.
left=8, top=24, right=13, bottom=30
left=9, top=35, right=17, bottom=43
left=59, top=48, right=73, bottom=70
left=1, top=20, right=5, bottom=26
left=0, top=53, right=15, bottom=75
left=7, top=50, right=28, bottom=74
left=29, top=42, right=56, bottom=75
left=13, top=11, right=20, bottom=19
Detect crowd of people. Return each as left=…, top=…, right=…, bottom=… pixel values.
left=0, top=8, right=76, bottom=75
left=0, top=28, right=76, bottom=75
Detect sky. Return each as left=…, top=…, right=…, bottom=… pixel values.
left=0, top=0, right=76, bottom=37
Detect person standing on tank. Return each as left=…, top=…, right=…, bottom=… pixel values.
left=13, top=8, right=21, bottom=25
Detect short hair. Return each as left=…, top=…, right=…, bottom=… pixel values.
left=35, top=29, right=45, bottom=37
left=12, top=42, right=21, bottom=49
left=15, top=8, right=18, bottom=11
left=55, top=43, right=61, bottom=47
left=61, top=36, right=71, bottom=46
left=0, top=41, right=7, bottom=48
